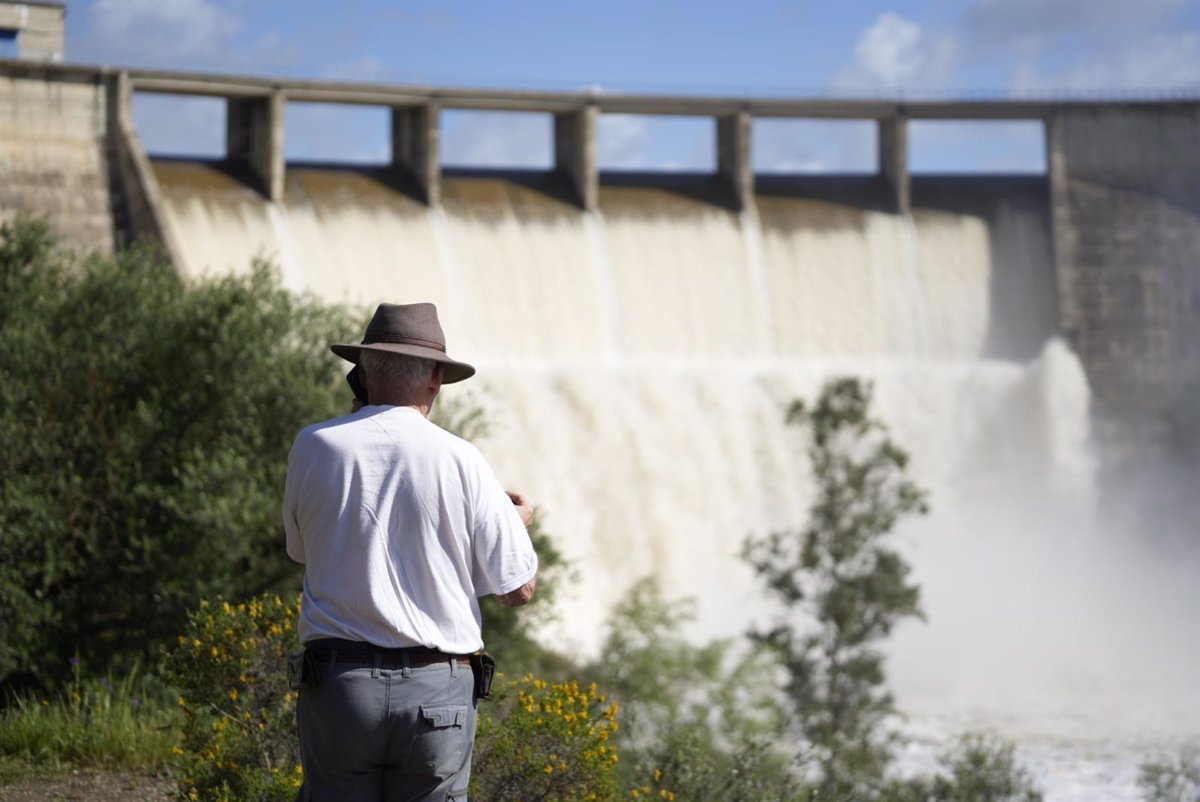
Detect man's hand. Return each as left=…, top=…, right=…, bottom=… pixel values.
left=495, top=576, right=537, bottom=608
left=506, top=491, right=534, bottom=528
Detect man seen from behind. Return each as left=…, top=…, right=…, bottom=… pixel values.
left=283, top=302, right=538, bottom=802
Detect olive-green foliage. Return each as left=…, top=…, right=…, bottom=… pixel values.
left=471, top=675, right=622, bottom=802
left=0, top=218, right=351, bottom=688
left=586, top=577, right=799, bottom=802
left=882, top=734, right=1042, bottom=802
left=170, top=592, right=610, bottom=802
left=1139, top=744, right=1200, bottom=802
left=168, top=593, right=303, bottom=802
left=743, top=378, right=928, bottom=797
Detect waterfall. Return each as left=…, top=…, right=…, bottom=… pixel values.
left=151, top=161, right=1200, bottom=799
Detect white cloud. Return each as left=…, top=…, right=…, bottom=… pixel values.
left=965, top=0, right=1190, bottom=51
left=1014, top=32, right=1200, bottom=93
left=753, top=119, right=876, bottom=173
left=72, top=0, right=303, bottom=75
left=81, top=0, right=241, bottom=67
left=440, top=112, right=553, bottom=168
left=834, top=13, right=958, bottom=93
left=596, top=115, right=650, bottom=169
left=960, top=0, right=1200, bottom=96
left=131, top=94, right=225, bottom=157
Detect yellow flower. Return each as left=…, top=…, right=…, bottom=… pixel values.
left=229, top=689, right=238, bottom=702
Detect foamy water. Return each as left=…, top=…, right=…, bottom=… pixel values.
left=152, top=164, right=1196, bottom=799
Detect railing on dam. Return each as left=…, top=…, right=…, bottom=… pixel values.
left=122, top=66, right=1074, bottom=214
left=1, top=57, right=1196, bottom=219
left=0, top=57, right=1157, bottom=216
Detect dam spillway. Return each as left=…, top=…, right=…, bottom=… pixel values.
left=145, top=154, right=1081, bottom=646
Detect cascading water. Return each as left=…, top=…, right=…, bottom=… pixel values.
left=151, top=161, right=1198, bottom=800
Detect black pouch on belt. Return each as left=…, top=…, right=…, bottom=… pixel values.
left=287, top=649, right=319, bottom=690
left=470, top=653, right=496, bottom=699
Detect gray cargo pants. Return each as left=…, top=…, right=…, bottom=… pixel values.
left=296, top=646, right=476, bottom=802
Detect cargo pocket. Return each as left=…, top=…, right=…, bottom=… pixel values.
left=413, top=704, right=469, bottom=779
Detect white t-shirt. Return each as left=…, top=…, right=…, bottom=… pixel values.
left=283, top=405, right=538, bottom=654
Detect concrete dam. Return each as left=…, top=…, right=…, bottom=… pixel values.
left=3, top=61, right=1200, bottom=787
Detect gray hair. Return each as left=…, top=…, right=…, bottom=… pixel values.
left=359, top=350, right=436, bottom=389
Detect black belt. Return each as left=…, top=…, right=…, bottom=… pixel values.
left=305, top=638, right=471, bottom=668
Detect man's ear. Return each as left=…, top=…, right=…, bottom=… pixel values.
left=430, top=363, right=444, bottom=389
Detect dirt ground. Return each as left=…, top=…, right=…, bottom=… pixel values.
left=0, top=770, right=174, bottom=802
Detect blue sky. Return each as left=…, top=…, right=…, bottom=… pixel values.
left=63, top=0, right=1200, bottom=173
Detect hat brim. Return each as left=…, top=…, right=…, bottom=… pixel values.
left=330, top=342, right=476, bottom=384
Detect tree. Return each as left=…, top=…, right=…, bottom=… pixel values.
left=742, top=377, right=927, bottom=798
left=586, top=577, right=798, bottom=802
left=0, top=218, right=351, bottom=686
left=877, top=734, right=1043, bottom=802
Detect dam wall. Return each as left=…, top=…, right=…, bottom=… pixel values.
left=1049, top=105, right=1200, bottom=469
left=0, top=65, right=113, bottom=253
left=1, top=61, right=1197, bottom=551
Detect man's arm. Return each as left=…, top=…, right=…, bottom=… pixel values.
left=495, top=575, right=537, bottom=608
left=494, top=491, right=536, bottom=606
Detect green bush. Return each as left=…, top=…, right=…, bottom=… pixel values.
left=586, top=578, right=798, bottom=802
left=471, top=674, right=623, bottom=802
left=169, top=591, right=620, bottom=802
left=1139, top=744, right=1200, bottom=802
left=883, top=734, right=1042, bottom=802
left=0, top=217, right=351, bottom=687
left=167, top=593, right=302, bottom=802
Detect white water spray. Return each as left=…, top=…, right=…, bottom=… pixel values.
left=151, top=163, right=1197, bottom=800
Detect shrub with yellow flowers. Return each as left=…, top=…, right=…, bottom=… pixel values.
left=471, top=674, right=626, bottom=802
left=167, top=593, right=303, bottom=802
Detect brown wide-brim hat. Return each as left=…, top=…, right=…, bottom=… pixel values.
left=331, top=302, right=476, bottom=384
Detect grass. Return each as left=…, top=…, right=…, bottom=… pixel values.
left=0, top=662, right=181, bottom=782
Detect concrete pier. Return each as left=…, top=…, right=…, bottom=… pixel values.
left=717, top=110, right=753, bottom=211
left=226, top=91, right=283, bottom=202
left=879, top=113, right=910, bottom=214
left=392, top=102, right=439, bottom=205
left=554, top=105, right=598, bottom=211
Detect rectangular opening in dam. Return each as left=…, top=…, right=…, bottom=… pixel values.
left=909, top=120, right=1046, bottom=174
left=285, top=103, right=389, bottom=165
left=132, top=94, right=226, bottom=159
left=752, top=119, right=878, bottom=174
left=598, top=115, right=716, bottom=172
left=440, top=110, right=553, bottom=169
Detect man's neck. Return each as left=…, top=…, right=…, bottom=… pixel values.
left=367, top=389, right=434, bottom=418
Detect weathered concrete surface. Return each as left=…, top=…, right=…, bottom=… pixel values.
left=0, top=73, right=113, bottom=253
left=554, top=105, right=597, bottom=211
left=1049, top=106, right=1200, bottom=457
left=0, top=1, right=65, bottom=63
left=227, top=91, right=284, bottom=202
left=717, top=111, right=753, bottom=211
left=391, top=102, right=439, bottom=205
left=879, top=114, right=910, bottom=214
